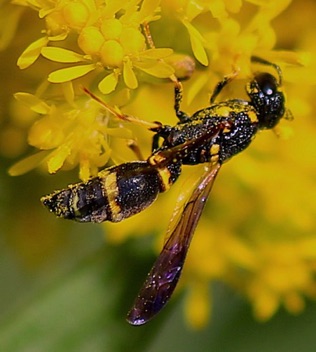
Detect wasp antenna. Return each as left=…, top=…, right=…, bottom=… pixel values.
left=82, top=86, right=161, bottom=130
left=210, top=69, right=239, bottom=104
left=82, top=86, right=122, bottom=119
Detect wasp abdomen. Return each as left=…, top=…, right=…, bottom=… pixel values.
left=41, top=161, right=178, bottom=223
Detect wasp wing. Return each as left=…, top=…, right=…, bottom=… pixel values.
left=126, top=163, right=221, bottom=325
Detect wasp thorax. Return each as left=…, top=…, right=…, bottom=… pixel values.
left=247, top=72, right=285, bottom=129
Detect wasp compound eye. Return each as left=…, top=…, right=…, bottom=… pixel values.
left=247, top=72, right=285, bottom=129
left=255, top=72, right=278, bottom=96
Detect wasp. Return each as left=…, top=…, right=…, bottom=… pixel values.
left=41, top=56, right=290, bottom=326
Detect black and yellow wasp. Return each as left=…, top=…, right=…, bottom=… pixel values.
left=41, top=56, right=290, bottom=326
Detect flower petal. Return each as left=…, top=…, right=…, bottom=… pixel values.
left=8, top=150, right=51, bottom=176
left=41, top=47, right=86, bottom=63
left=182, top=20, right=208, bottom=66
left=134, top=60, right=174, bottom=78
left=139, top=48, right=173, bottom=59
left=79, top=159, right=92, bottom=182
left=14, top=92, right=51, bottom=114
left=123, top=59, right=138, bottom=89
left=98, top=72, right=119, bottom=94
left=138, top=0, right=161, bottom=22
left=61, top=81, right=75, bottom=105
left=101, top=0, right=128, bottom=17
left=48, top=64, right=96, bottom=83
left=47, top=145, right=71, bottom=173
left=17, top=37, right=49, bottom=69
left=47, top=32, right=69, bottom=41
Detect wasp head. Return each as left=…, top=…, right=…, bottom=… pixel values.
left=247, top=72, right=286, bottom=129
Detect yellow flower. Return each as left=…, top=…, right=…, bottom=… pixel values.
left=17, top=0, right=174, bottom=94
left=243, top=238, right=316, bottom=320
left=6, top=0, right=316, bottom=330
left=9, top=83, right=135, bottom=181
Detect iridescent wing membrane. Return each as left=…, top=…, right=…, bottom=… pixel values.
left=127, top=163, right=221, bottom=325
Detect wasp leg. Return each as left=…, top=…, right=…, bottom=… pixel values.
left=151, top=133, right=161, bottom=152
left=127, top=139, right=145, bottom=160
left=151, top=124, right=173, bottom=152
left=83, top=87, right=161, bottom=130
left=210, top=70, right=239, bottom=104
left=173, top=79, right=191, bottom=122
left=143, top=22, right=190, bottom=123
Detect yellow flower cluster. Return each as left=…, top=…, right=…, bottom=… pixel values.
left=4, top=0, right=316, bottom=329
left=11, top=87, right=135, bottom=180
left=17, top=0, right=174, bottom=92
left=9, top=0, right=177, bottom=178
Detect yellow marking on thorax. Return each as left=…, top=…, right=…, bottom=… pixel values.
left=247, top=110, right=258, bottom=123
left=148, top=154, right=166, bottom=166
left=156, top=167, right=171, bottom=192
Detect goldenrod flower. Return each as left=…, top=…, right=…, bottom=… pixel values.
left=10, top=85, right=135, bottom=180
left=4, top=0, right=316, bottom=331
left=10, top=0, right=176, bottom=178
left=16, top=0, right=174, bottom=93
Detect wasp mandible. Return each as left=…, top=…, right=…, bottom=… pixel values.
left=41, top=56, right=290, bottom=325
